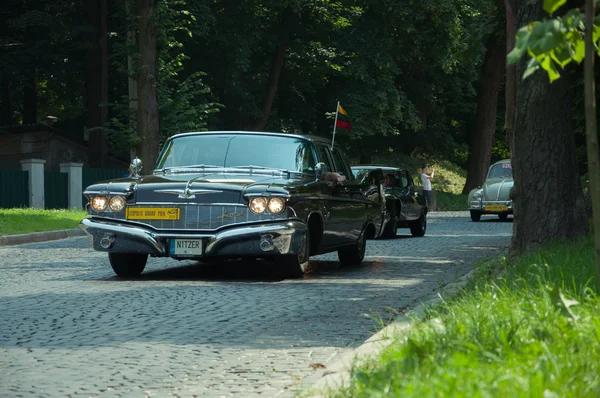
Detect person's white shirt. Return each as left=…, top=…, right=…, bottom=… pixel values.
left=421, top=173, right=432, bottom=190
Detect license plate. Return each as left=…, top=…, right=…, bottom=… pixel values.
left=170, top=239, right=204, bottom=256
left=485, top=205, right=508, bottom=211
left=126, top=207, right=180, bottom=220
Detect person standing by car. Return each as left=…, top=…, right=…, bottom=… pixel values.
left=421, top=164, right=435, bottom=206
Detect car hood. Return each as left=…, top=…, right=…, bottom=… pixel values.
left=85, top=172, right=302, bottom=204
left=482, top=178, right=513, bottom=201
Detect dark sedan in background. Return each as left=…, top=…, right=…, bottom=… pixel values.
left=352, top=165, right=427, bottom=238
left=80, top=131, right=388, bottom=279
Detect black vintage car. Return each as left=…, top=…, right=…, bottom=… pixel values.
left=351, top=166, right=427, bottom=238
left=80, top=131, right=389, bottom=278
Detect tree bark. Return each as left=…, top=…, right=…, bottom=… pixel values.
left=511, top=1, right=588, bottom=253
left=136, top=0, right=160, bottom=171
left=252, top=43, right=288, bottom=131
left=23, top=69, right=38, bottom=125
left=462, top=33, right=505, bottom=194
left=583, top=0, right=600, bottom=285
left=86, top=0, right=109, bottom=167
left=504, top=0, right=517, bottom=154
left=0, top=78, right=13, bottom=125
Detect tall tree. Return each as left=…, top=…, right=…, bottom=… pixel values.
left=462, top=31, right=505, bottom=193
left=87, top=0, right=109, bottom=167
left=510, top=0, right=588, bottom=252
left=136, top=0, right=160, bottom=170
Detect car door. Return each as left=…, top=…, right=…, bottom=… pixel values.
left=396, top=170, right=415, bottom=219
left=404, top=170, right=424, bottom=218
left=313, top=144, right=344, bottom=248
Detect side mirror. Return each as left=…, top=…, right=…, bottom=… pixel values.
left=315, top=162, right=329, bottom=181
left=129, top=157, right=143, bottom=178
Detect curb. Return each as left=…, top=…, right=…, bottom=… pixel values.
left=0, top=228, right=85, bottom=247
left=302, top=268, right=478, bottom=397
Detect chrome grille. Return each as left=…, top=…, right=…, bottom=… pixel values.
left=125, top=204, right=283, bottom=231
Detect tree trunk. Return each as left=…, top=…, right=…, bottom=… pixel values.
left=0, top=78, right=13, bottom=125
left=511, top=1, right=588, bottom=253
left=23, top=69, right=38, bottom=125
left=583, top=0, right=600, bottom=285
left=462, top=33, right=505, bottom=194
left=252, top=44, right=288, bottom=131
left=86, top=0, right=109, bottom=167
left=504, top=0, right=517, bottom=153
left=136, top=0, right=160, bottom=171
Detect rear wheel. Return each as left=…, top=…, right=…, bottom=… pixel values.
left=338, top=231, right=367, bottom=266
left=498, top=213, right=508, bottom=221
left=470, top=210, right=481, bottom=222
left=269, top=230, right=310, bottom=279
left=108, top=253, right=148, bottom=277
left=410, top=212, right=427, bottom=237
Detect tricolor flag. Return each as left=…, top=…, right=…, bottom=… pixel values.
left=335, top=103, right=352, bottom=130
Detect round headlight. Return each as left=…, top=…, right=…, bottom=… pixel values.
left=249, top=197, right=268, bottom=214
left=109, top=196, right=126, bottom=212
left=267, top=197, right=285, bottom=214
left=91, top=195, right=108, bottom=212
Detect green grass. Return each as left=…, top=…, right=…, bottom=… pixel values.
left=435, top=192, right=467, bottom=211
left=330, top=236, right=600, bottom=397
left=0, top=208, right=87, bottom=236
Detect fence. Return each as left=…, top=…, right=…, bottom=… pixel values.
left=0, top=170, right=29, bottom=208
left=44, top=171, right=69, bottom=209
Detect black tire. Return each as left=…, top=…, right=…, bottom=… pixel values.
left=338, top=230, right=367, bottom=266
left=498, top=213, right=508, bottom=221
left=381, top=213, right=398, bottom=239
left=410, top=212, right=427, bottom=237
left=108, top=253, right=148, bottom=277
left=269, top=229, right=310, bottom=279
left=470, top=210, right=481, bottom=222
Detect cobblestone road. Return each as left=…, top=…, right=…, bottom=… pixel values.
left=0, top=212, right=512, bottom=397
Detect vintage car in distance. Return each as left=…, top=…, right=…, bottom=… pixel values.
left=467, top=159, right=513, bottom=221
left=351, top=166, right=427, bottom=238
left=80, top=131, right=388, bottom=279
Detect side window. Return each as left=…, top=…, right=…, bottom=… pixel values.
left=316, top=145, right=334, bottom=171
left=398, top=171, right=409, bottom=188
left=330, top=148, right=352, bottom=178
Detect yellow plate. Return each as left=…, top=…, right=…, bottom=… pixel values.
left=485, top=205, right=508, bottom=212
left=126, top=207, right=180, bottom=220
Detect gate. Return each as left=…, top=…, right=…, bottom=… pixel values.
left=0, top=169, right=29, bottom=208
left=82, top=168, right=128, bottom=207
left=44, top=171, right=68, bottom=209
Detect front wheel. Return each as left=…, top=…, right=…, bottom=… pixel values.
left=498, top=213, right=508, bottom=221
left=410, top=212, right=427, bottom=237
left=470, top=210, right=481, bottom=222
left=108, top=253, right=148, bottom=277
left=338, top=231, right=367, bottom=266
left=268, top=230, right=310, bottom=279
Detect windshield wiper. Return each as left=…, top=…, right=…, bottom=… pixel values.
left=230, top=165, right=286, bottom=171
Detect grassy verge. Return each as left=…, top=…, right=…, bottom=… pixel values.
left=0, top=208, right=87, bottom=236
left=330, top=236, right=599, bottom=397
left=435, top=192, right=467, bottom=211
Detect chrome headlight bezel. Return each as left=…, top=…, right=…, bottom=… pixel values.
left=248, top=196, right=287, bottom=215
left=108, top=195, right=127, bottom=212
left=90, top=195, right=108, bottom=212
left=249, top=197, right=268, bottom=214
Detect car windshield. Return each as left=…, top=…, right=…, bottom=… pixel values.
left=488, top=163, right=512, bottom=179
left=156, top=134, right=316, bottom=173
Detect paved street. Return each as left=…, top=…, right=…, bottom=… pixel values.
left=1, top=212, right=512, bottom=398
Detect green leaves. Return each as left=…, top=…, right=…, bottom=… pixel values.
left=507, top=9, right=600, bottom=82
left=543, top=0, right=567, bottom=16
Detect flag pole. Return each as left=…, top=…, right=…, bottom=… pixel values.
left=331, top=101, right=340, bottom=151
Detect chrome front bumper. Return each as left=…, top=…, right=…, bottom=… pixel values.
left=469, top=200, right=513, bottom=213
left=80, top=218, right=308, bottom=258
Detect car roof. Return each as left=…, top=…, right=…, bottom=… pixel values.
left=168, top=130, right=334, bottom=145
left=351, top=165, right=405, bottom=172
left=491, top=159, right=511, bottom=166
